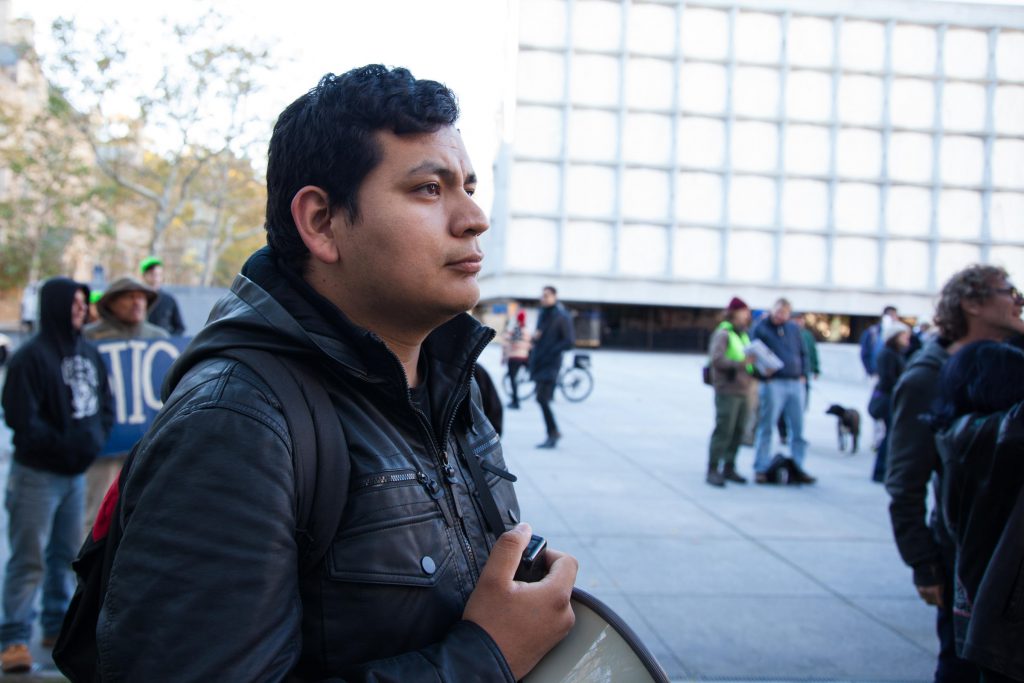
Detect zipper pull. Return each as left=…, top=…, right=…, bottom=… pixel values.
left=442, top=464, right=457, bottom=484
left=418, top=471, right=454, bottom=526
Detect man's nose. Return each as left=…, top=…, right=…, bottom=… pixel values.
left=452, top=193, right=489, bottom=238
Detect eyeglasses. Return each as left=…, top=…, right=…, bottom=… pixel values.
left=994, top=286, right=1024, bottom=303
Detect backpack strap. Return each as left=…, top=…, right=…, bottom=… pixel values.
left=456, top=378, right=509, bottom=540
left=219, top=349, right=349, bottom=574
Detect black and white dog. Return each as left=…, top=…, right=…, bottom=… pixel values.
left=825, top=404, right=861, bottom=453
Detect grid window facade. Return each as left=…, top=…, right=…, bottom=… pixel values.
left=500, top=0, right=1024, bottom=296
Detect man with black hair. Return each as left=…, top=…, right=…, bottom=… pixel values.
left=0, top=278, right=113, bottom=673
left=96, top=65, right=577, bottom=681
left=886, top=264, right=1024, bottom=683
left=860, top=305, right=899, bottom=377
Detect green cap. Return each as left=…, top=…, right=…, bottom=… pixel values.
left=139, top=256, right=162, bottom=274
left=89, top=290, right=104, bottom=304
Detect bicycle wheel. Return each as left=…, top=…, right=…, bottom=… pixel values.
left=559, top=367, right=593, bottom=402
left=503, top=368, right=536, bottom=400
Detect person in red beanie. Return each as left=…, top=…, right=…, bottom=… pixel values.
left=705, top=297, right=756, bottom=486
left=502, top=309, right=532, bottom=409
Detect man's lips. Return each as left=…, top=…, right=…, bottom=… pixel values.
left=446, top=254, right=483, bottom=273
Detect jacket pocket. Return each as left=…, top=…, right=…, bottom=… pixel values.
left=328, top=509, right=454, bottom=588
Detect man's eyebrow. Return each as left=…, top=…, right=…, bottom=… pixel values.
left=406, top=162, right=477, bottom=185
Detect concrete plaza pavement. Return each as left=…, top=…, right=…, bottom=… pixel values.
left=479, top=345, right=937, bottom=682
left=0, top=345, right=938, bottom=681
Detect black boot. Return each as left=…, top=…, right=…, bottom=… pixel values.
left=723, top=464, right=747, bottom=484
left=706, top=466, right=726, bottom=487
left=536, top=433, right=561, bottom=449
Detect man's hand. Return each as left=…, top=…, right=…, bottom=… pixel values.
left=916, top=583, right=944, bottom=608
left=463, top=523, right=578, bottom=680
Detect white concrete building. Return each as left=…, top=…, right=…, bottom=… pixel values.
left=479, top=0, right=1024, bottom=347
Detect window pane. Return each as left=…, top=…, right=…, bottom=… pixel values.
left=838, top=75, right=883, bottom=126
left=892, top=24, right=936, bottom=76
left=518, top=52, right=565, bottom=102
left=626, top=58, right=674, bottom=110
left=785, top=124, right=831, bottom=175
left=566, top=165, right=616, bottom=217
left=729, top=175, right=776, bottom=227
left=842, top=21, right=885, bottom=72
left=936, top=243, right=981, bottom=289
left=674, top=227, right=721, bottom=279
left=942, top=136, right=985, bottom=187
left=993, top=139, right=1024, bottom=189
left=889, top=133, right=933, bottom=184
left=885, top=240, right=929, bottom=290
left=678, top=117, right=725, bottom=168
left=563, top=221, right=614, bottom=274
left=943, top=83, right=987, bottom=132
left=507, top=219, right=558, bottom=270
left=834, top=237, right=879, bottom=287
left=990, top=246, right=1024, bottom=274
left=731, top=122, right=778, bottom=173
left=619, top=224, right=667, bottom=276
left=628, top=3, right=675, bottom=56
left=681, top=8, right=729, bottom=60
left=787, top=70, right=832, bottom=122
left=520, top=0, right=567, bottom=48
left=623, top=113, right=672, bottom=165
left=680, top=63, right=727, bottom=114
left=727, top=230, right=774, bottom=282
left=516, top=106, right=562, bottom=158
left=991, top=193, right=1024, bottom=241
left=995, top=86, right=1024, bottom=136
left=887, top=186, right=931, bottom=237
left=789, top=17, right=833, bottom=68
left=512, top=162, right=561, bottom=213
left=676, top=172, right=722, bottom=223
left=734, top=67, right=779, bottom=118
left=571, top=55, right=620, bottom=107
left=835, top=183, right=879, bottom=233
left=568, top=109, right=618, bottom=162
left=780, top=234, right=827, bottom=284
left=837, top=129, right=882, bottom=179
left=782, top=180, right=828, bottom=231
left=622, top=169, right=670, bottom=221
left=997, top=31, right=1024, bottom=82
left=937, top=190, right=981, bottom=240
left=891, top=79, right=935, bottom=129
left=736, top=12, right=780, bottom=64
left=945, top=29, right=989, bottom=81
left=574, top=0, right=621, bottom=51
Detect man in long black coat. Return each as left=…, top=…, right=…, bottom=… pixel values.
left=529, top=286, right=574, bottom=449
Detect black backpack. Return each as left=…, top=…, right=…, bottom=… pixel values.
left=53, top=349, right=350, bottom=681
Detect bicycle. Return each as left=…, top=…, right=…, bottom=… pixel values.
left=503, top=353, right=594, bottom=403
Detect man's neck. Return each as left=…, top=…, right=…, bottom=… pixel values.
left=947, top=326, right=1007, bottom=356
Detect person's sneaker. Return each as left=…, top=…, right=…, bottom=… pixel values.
left=536, top=435, right=560, bottom=449
left=723, top=465, right=747, bottom=484
left=705, top=470, right=726, bottom=487
left=1, top=643, right=32, bottom=673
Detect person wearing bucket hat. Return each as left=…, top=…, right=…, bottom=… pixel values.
left=82, top=277, right=168, bottom=535
left=140, top=256, right=185, bottom=336
left=83, top=277, right=169, bottom=342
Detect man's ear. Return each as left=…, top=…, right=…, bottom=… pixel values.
left=291, top=186, right=344, bottom=264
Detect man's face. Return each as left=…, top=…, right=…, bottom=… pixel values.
left=329, top=126, right=488, bottom=327
left=108, top=291, right=149, bottom=325
left=770, top=303, right=791, bottom=325
left=541, top=289, right=556, bottom=307
left=70, top=289, right=87, bottom=331
left=142, top=265, right=163, bottom=289
left=971, top=277, right=1024, bottom=339
left=734, top=307, right=752, bottom=328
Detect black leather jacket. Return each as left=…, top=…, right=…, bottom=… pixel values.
left=97, top=248, right=519, bottom=681
left=936, top=402, right=1024, bottom=680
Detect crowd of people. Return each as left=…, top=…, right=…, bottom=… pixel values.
left=0, top=62, right=1020, bottom=682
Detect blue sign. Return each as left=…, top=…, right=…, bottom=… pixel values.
left=93, top=337, right=190, bottom=457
